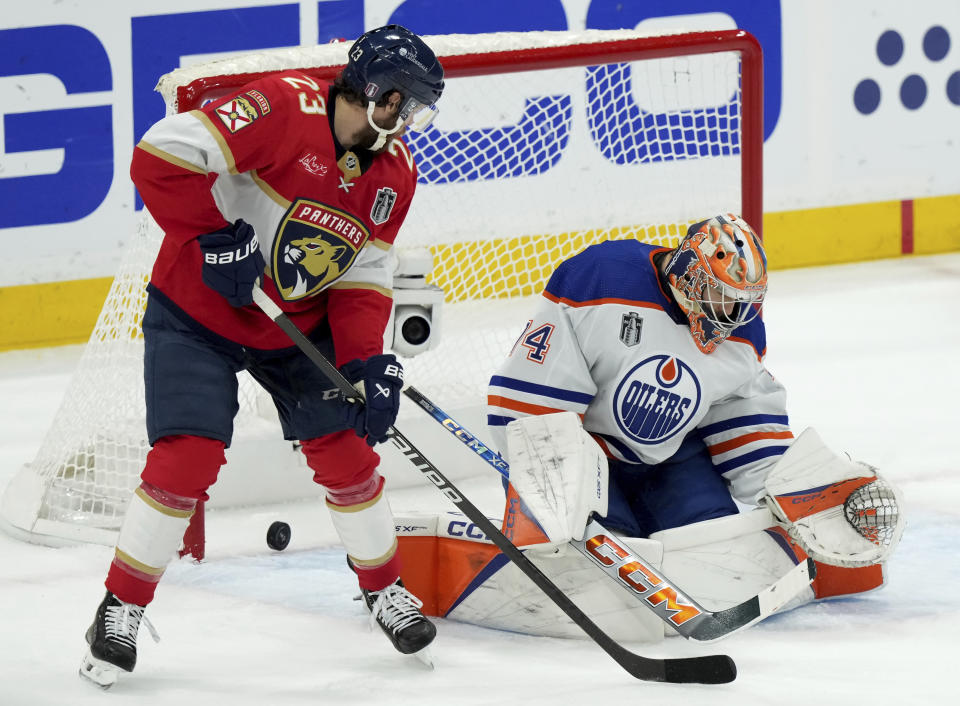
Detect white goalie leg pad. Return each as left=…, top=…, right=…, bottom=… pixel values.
left=115, top=486, right=195, bottom=574
left=326, top=484, right=398, bottom=566
left=652, top=508, right=813, bottom=622
left=505, top=411, right=608, bottom=545
left=763, top=428, right=905, bottom=568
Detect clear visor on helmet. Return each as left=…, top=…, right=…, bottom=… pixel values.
left=399, top=98, right=438, bottom=131
left=698, top=277, right=765, bottom=330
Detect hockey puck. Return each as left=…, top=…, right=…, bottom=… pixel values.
left=266, top=521, right=291, bottom=551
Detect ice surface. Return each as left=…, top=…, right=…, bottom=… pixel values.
left=0, top=253, right=957, bottom=705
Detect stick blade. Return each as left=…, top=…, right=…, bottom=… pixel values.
left=663, top=655, right=737, bottom=684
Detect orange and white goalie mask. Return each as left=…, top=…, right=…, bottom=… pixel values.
left=665, top=214, right=767, bottom=354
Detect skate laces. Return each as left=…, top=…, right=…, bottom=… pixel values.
left=367, top=583, right=425, bottom=634
left=104, top=601, right=160, bottom=648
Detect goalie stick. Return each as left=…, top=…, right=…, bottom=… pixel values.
left=251, top=284, right=735, bottom=685
left=402, top=385, right=816, bottom=643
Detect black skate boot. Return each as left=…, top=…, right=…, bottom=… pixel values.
left=79, top=591, right=157, bottom=689
left=362, top=580, right=437, bottom=656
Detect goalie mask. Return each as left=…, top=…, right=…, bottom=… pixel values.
left=341, top=24, right=445, bottom=149
left=664, top=214, right=767, bottom=354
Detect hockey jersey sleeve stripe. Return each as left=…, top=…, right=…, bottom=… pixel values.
left=136, top=140, right=207, bottom=175
left=487, top=414, right=515, bottom=427
left=191, top=109, right=240, bottom=175
left=707, top=430, right=794, bottom=455
left=488, top=375, right=594, bottom=405
left=327, top=281, right=392, bottom=297
left=487, top=395, right=572, bottom=417
left=712, top=445, right=789, bottom=475
left=594, top=432, right=645, bottom=464
left=699, top=414, right=790, bottom=437
left=250, top=169, right=291, bottom=208
left=542, top=290, right=665, bottom=312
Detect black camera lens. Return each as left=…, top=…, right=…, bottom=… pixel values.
left=401, top=315, right=431, bottom=345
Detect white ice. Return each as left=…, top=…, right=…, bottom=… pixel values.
left=1, top=253, right=958, bottom=705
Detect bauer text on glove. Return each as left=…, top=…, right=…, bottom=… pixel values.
left=197, top=219, right=266, bottom=307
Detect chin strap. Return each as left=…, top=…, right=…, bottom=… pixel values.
left=366, top=102, right=405, bottom=151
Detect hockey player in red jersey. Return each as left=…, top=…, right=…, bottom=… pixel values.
left=80, top=25, right=444, bottom=688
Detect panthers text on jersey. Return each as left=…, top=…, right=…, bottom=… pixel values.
left=132, top=71, right=418, bottom=365
left=487, top=240, right=794, bottom=504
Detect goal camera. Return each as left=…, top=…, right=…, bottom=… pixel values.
left=389, top=249, right=444, bottom=358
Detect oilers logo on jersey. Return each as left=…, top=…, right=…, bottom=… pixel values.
left=273, top=199, right=370, bottom=300
left=613, top=354, right=701, bottom=444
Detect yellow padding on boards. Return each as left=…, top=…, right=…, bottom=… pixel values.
left=914, top=194, right=960, bottom=254
left=0, top=277, right=112, bottom=351
left=762, top=202, right=901, bottom=268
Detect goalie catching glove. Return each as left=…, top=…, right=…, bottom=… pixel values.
left=762, top=428, right=905, bottom=568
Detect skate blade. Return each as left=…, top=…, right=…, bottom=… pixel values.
left=412, top=645, right=435, bottom=669
left=79, top=652, right=120, bottom=689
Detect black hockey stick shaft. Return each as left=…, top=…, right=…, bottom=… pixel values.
left=251, top=285, right=734, bottom=684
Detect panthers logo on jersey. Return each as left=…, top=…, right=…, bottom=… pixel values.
left=273, top=198, right=371, bottom=301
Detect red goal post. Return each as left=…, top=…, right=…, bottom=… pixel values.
left=1, top=28, right=763, bottom=556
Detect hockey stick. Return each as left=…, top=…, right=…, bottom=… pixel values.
left=251, top=285, right=735, bottom=684
left=402, top=386, right=816, bottom=643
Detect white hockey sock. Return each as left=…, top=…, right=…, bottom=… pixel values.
left=113, top=483, right=196, bottom=582
left=326, top=474, right=397, bottom=568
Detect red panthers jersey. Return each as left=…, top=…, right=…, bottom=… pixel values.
left=132, top=71, right=418, bottom=364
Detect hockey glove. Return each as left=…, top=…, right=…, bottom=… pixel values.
left=340, top=354, right=404, bottom=446
left=197, top=219, right=265, bottom=307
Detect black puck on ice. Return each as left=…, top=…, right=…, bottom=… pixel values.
left=266, top=521, right=291, bottom=551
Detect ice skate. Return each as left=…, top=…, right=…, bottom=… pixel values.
left=79, top=591, right=158, bottom=689
left=363, top=580, right=436, bottom=666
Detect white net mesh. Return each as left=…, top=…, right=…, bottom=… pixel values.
left=2, top=29, right=759, bottom=545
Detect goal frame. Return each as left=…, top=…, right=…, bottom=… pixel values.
left=2, top=28, right=764, bottom=559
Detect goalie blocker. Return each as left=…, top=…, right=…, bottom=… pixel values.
left=393, top=415, right=905, bottom=642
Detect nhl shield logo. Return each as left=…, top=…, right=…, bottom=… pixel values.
left=371, top=187, right=397, bottom=225
left=620, top=312, right=643, bottom=347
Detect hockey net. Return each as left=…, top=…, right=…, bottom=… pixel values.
left=1, top=29, right=762, bottom=551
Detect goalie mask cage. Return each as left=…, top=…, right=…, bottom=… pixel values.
left=1, top=29, right=762, bottom=552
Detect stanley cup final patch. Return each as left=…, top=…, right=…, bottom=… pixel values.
left=620, top=312, right=643, bottom=347
left=370, top=187, right=397, bottom=225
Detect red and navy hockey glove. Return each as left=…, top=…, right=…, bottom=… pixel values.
left=197, top=219, right=265, bottom=307
left=340, top=354, right=404, bottom=446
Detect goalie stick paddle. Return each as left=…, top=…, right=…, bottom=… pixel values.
left=251, top=285, right=735, bottom=685
left=402, top=385, right=816, bottom=643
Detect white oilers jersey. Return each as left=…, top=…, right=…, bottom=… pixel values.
left=488, top=240, right=793, bottom=504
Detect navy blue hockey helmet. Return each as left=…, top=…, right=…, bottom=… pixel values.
left=341, top=24, right=444, bottom=129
